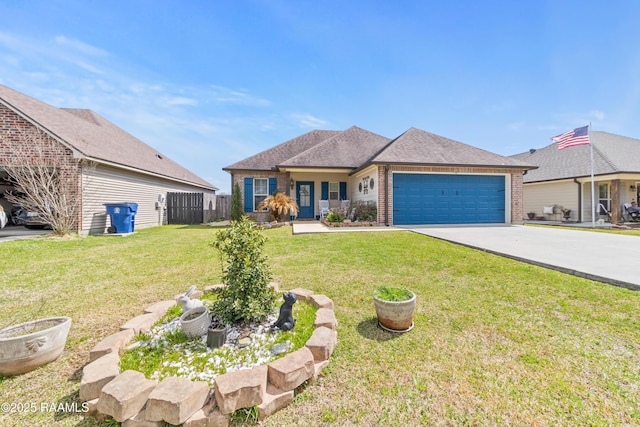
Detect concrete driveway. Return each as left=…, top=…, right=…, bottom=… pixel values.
left=0, top=225, right=52, bottom=242
left=403, top=225, right=639, bottom=290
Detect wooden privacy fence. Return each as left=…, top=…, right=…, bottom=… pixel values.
left=167, top=192, right=230, bottom=224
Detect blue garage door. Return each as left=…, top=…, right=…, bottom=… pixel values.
left=393, top=174, right=505, bottom=225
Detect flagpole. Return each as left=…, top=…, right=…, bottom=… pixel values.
left=589, top=122, right=595, bottom=227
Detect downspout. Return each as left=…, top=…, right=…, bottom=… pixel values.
left=573, top=178, right=582, bottom=222
left=384, top=164, right=390, bottom=226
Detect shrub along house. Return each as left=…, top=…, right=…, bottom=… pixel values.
left=0, top=84, right=217, bottom=234
left=511, top=131, right=640, bottom=224
left=224, top=126, right=535, bottom=225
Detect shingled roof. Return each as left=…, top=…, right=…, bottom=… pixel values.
left=278, top=126, right=391, bottom=169
left=371, top=127, right=536, bottom=169
left=226, top=126, right=535, bottom=174
left=0, top=84, right=216, bottom=190
left=511, top=131, right=640, bottom=183
left=223, top=129, right=341, bottom=171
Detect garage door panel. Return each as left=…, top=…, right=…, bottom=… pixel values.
left=393, top=174, right=505, bottom=225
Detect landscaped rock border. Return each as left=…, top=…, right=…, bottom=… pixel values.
left=321, top=219, right=377, bottom=227
left=80, top=285, right=338, bottom=426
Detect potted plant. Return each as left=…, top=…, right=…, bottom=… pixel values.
left=0, top=316, right=72, bottom=375
left=206, top=316, right=228, bottom=349
left=180, top=306, right=211, bottom=338
left=561, top=208, right=571, bottom=221
left=373, top=285, right=416, bottom=333
left=527, top=212, right=536, bottom=220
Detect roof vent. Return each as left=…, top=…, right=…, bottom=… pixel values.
left=155, top=154, right=163, bottom=160
left=529, top=149, right=536, bottom=154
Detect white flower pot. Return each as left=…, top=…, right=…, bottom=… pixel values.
left=180, top=306, right=210, bottom=338
left=0, top=317, right=72, bottom=376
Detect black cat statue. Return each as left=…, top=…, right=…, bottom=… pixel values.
left=272, top=292, right=297, bottom=331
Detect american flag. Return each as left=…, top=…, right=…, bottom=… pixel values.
left=551, top=125, right=590, bottom=150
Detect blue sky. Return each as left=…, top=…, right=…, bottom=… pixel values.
left=1, top=1, right=639, bottom=193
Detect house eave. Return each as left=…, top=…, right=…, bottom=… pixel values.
left=277, top=166, right=353, bottom=174
left=85, top=156, right=217, bottom=191
left=369, top=160, right=536, bottom=170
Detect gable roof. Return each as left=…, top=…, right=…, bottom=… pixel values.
left=223, top=129, right=341, bottom=171
left=0, top=84, right=216, bottom=190
left=226, top=126, right=535, bottom=174
left=511, top=131, right=640, bottom=183
left=370, top=127, right=536, bottom=169
left=278, top=126, right=391, bottom=169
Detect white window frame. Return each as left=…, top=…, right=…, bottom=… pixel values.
left=254, top=178, right=268, bottom=211
left=329, top=182, right=339, bottom=201
left=598, top=183, right=610, bottom=211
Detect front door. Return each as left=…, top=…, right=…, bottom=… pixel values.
left=296, top=181, right=314, bottom=219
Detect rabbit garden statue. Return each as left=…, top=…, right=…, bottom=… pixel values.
left=176, top=285, right=203, bottom=313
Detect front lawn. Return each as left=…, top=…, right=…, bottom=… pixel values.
left=1, top=225, right=639, bottom=426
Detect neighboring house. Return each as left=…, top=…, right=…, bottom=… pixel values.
left=224, top=126, right=535, bottom=225
left=511, top=131, right=640, bottom=224
left=0, top=84, right=217, bottom=234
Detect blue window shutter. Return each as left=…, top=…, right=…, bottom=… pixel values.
left=268, top=177, right=277, bottom=195
left=340, top=182, right=347, bottom=200
left=321, top=182, right=329, bottom=200
left=244, top=177, right=253, bottom=212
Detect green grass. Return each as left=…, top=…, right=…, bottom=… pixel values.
left=1, top=225, right=640, bottom=426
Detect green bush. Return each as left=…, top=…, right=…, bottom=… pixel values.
left=230, top=182, right=244, bottom=221
left=325, top=210, right=346, bottom=223
left=211, top=216, right=276, bottom=323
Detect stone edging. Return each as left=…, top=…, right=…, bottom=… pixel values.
left=320, top=219, right=377, bottom=227
left=79, top=285, right=338, bottom=427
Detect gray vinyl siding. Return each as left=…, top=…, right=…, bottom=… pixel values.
left=81, top=164, right=215, bottom=235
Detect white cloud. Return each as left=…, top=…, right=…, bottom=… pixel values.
left=289, top=113, right=328, bottom=128
left=53, top=35, right=108, bottom=57
left=209, top=85, right=271, bottom=107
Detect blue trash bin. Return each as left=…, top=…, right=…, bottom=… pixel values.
left=104, top=203, right=138, bottom=233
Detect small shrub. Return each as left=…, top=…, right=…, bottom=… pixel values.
left=352, top=201, right=377, bottom=222
left=230, top=182, right=244, bottom=221
left=325, top=210, right=346, bottom=223
left=257, top=191, right=299, bottom=222
left=211, top=216, right=276, bottom=323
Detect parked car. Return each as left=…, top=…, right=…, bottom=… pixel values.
left=11, top=205, right=51, bottom=229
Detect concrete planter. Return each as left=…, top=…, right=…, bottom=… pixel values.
left=373, top=292, right=416, bottom=333
left=0, top=316, right=72, bottom=375
left=180, top=306, right=210, bottom=338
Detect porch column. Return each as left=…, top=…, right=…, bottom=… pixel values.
left=611, top=179, right=621, bottom=224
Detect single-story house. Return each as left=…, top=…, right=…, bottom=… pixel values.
left=511, top=131, right=640, bottom=224
left=224, top=126, right=535, bottom=225
left=0, top=84, right=217, bottom=234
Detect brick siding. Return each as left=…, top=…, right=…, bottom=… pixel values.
left=0, top=104, right=82, bottom=230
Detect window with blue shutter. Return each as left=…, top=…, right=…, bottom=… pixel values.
left=244, top=177, right=253, bottom=212
left=268, top=177, right=277, bottom=195
left=321, top=182, right=329, bottom=200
